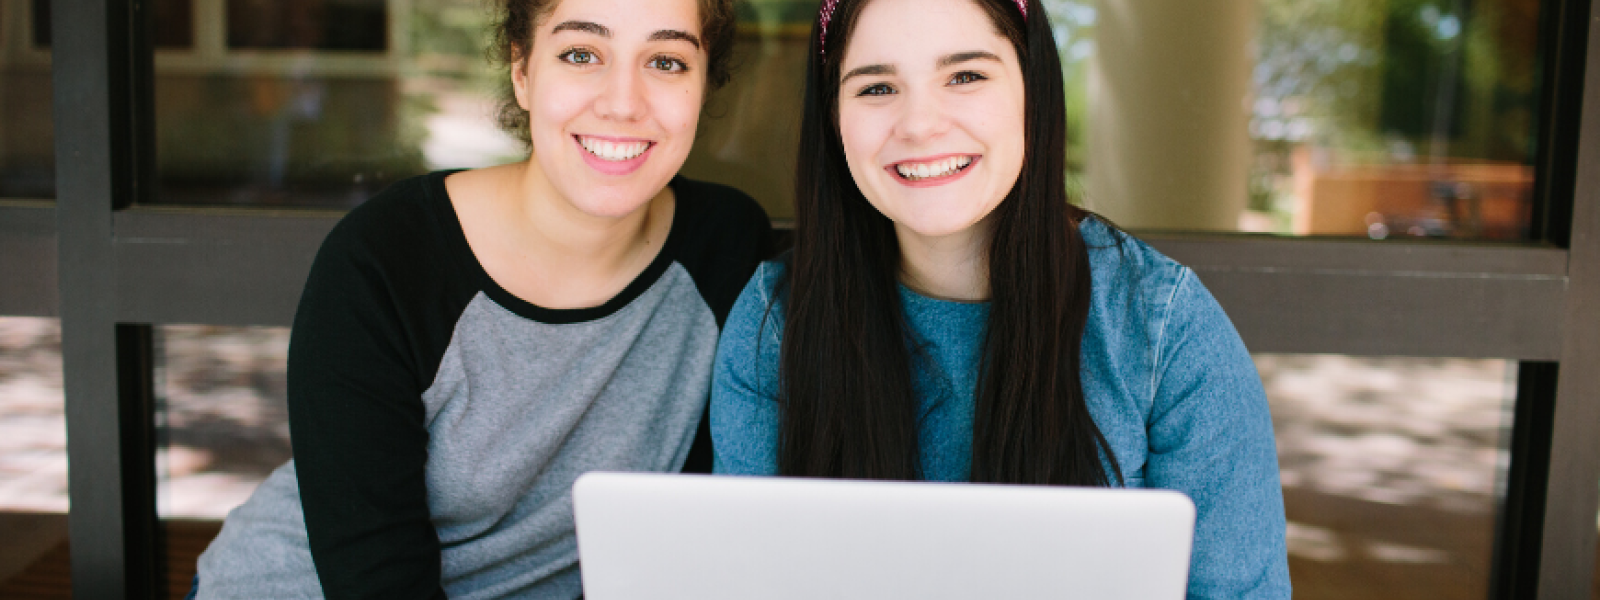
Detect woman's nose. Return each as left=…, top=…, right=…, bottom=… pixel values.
left=894, top=91, right=951, bottom=144
left=594, top=66, right=647, bottom=122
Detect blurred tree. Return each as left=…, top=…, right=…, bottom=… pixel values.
left=1256, top=0, right=1391, bottom=154
left=1042, top=0, right=1096, bottom=200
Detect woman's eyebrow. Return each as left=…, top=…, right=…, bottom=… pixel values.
left=841, top=64, right=896, bottom=83
left=937, top=51, right=1003, bottom=68
left=840, top=51, right=1001, bottom=83
left=548, top=21, right=700, bottom=49
left=648, top=29, right=702, bottom=49
left=551, top=20, right=610, bottom=37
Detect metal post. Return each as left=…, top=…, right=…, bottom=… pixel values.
left=52, top=0, right=157, bottom=597
left=1534, top=0, right=1600, bottom=595
left=1492, top=362, right=1559, bottom=598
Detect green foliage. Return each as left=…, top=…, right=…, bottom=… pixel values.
left=407, top=0, right=504, bottom=96
left=1042, top=0, right=1095, bottom=178
left=1256, top=0, right=1391, bottom=153
left=410, top=0, right=497, bottom=60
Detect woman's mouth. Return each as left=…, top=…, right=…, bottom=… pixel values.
left=887, top=155, right=980, bottom=187
left=575, top=135, right=656, bottom=176
left=578, top=135, right=653, bottom=161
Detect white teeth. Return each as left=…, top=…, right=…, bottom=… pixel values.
left=579, top=136, right=650, bottom=161
left=896, top=156, right=974, bottom=180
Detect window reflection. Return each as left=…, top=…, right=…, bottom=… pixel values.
left=30, top=0, right=51, bottom=49
left=1065, top=0, right=1540, bottom=238
left=1, top=2, right=55, bottom=198
left=1258, top=354, right=1515, bottom=599
left=140, top=0, right=1547, bottom=224
left=678, top=2, right=812, bottom=222
left=33, top=0, right=195, bottom=49
left=155, top=73, right=423, bottom=207
left=152, top=0, right=502, bottom=208
left=154, top=0, right=197, bottom=49
left=1254, top=0, right=1541, bottom=240
left=227, top=0, right=388, bottom=52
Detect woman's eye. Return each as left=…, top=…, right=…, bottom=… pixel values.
left=949, top=71, right=987, bottom=85
left=649, top=57, right=689, bottom=73
left=857, top=83, right=895, bottom=97
left=560, top=49, right=598, bottom=65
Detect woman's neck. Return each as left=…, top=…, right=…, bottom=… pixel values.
left=509, top=158, right=660, bottom=272
left=894, top=218, right=991, bottom=303
left=447, top=157, right=672, bottom=310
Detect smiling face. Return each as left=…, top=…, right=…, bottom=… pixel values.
left=512, top=0, right=706, bottom=218
left=836, top=0, right=1027, bottom=244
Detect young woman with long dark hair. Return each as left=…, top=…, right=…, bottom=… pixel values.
left=191, top=0, right=769, bottom=598
left=710, top=0, right=1290, bottom=595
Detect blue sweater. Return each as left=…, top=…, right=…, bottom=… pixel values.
left=710, top=218, right=1291, bottom=599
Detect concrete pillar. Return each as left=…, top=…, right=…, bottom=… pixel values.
left=1085, top=0, right=1258, bottom=231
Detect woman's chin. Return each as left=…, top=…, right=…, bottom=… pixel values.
left=891, top=216, right=988, bottom=243
left=872, top=194, right=1002, bottom=245
left=572, top=195, right=657, bottom=219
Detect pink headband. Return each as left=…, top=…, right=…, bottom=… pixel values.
left=820, top=0, right=1028, bottom=55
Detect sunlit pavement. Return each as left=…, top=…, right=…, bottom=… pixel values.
left=1261, top=354, right=1513, bottom=599
left=0, top=320, right=291, bottom=518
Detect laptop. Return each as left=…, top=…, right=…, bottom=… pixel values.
left=572, top=472, right=1196, bottom=600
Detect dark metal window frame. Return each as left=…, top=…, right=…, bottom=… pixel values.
left=0, top=0, right=1593, bottom=597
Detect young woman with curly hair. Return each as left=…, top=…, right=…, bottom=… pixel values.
left=193, top=0, right=767, bottom=597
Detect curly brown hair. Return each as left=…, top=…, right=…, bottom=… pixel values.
left=488, top=0, right=738, bottom=146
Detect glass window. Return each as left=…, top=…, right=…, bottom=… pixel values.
left=143, top=0, right=817, bottom=214
left=0, top=317, right=69, bottom=593
left=30, top=0, right=51, bottom=48
left=226, top=0, right=387, bottom=52
left=32, top=0, right=194, bottom=50
left=151, top=0, right=515, bottom=208
left=155, top=325, right=291, bottom=592
left=1058, top=0, right=1543, bottom=239
left=677, top=3, right=811, bottom=223
left=148, top=0, right=1546, bottom=225
left=1259, top=354, right=1516, bottom=599
left=0, top=2, right=55, bottom=199
left=154, top=0, right=197, bottom=50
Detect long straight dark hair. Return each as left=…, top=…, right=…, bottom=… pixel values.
left=778, top=0, right=1122, bottom=486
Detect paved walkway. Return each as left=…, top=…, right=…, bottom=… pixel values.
left=0, top=320, right=291, bottom=518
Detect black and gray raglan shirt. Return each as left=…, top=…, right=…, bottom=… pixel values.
left=195, top=170, right=771, bottom=599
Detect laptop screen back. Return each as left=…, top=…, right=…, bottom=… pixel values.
left=573, top=472, right=1195, bottom=600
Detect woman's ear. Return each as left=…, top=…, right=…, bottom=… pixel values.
left=510, top=46, right=533, bottom=112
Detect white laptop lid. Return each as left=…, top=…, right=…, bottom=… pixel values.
left=573, top=472, right=1196, bottom=600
